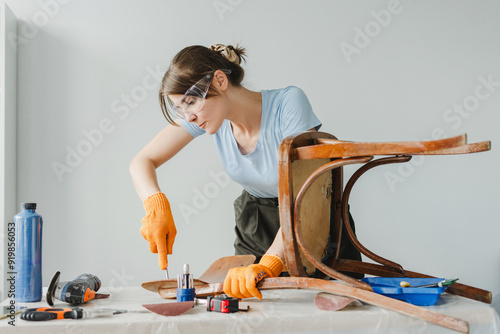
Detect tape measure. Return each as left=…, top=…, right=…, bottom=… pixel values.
left=207, top=294, right=249, bottom=313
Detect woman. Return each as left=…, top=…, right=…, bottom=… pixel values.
left=130, top=44, right=322, bottom=300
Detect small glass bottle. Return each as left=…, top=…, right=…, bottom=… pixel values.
left=14, top=203, right=43, bottom=302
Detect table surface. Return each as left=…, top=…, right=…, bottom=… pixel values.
left=1, top=286, right=499, bottom=334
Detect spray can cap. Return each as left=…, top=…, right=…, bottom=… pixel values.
left=21, top=203, right=37, bottom=210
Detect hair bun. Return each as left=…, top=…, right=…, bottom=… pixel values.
left=210, top=44, right=242, bottom=65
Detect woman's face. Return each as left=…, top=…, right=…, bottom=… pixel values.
left=168, top=71, right=230, bottom=134
left=168, top=93, right=227, bottom=135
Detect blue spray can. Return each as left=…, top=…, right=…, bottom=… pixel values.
left=14, top=203, right=43, bottom=302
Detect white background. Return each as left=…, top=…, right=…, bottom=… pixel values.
left=2, top=0, right=499, bottom=309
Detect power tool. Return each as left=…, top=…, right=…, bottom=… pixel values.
left=46, top=271, right=109, bottom=306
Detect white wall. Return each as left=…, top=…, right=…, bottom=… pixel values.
left=4, top=0, right=500, bottom=306
left=0, top=0, right=17, bottom=301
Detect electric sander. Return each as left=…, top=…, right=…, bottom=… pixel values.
left=47, top=271, right=109, bottom=306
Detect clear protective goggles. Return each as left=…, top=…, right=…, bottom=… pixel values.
left=168, top=69, right=231, bottom=119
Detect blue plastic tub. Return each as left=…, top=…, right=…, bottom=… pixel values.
left=361, top=277, right=448, bottom=306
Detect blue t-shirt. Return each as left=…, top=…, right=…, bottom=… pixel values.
left=181, top=86, right=322, bottom=198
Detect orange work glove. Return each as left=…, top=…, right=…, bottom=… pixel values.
left=141, top=192, right=177, bottom=270
left=223, top=254, right=283, bottom=300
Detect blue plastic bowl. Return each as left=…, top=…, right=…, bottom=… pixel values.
left=361, top=277, right=448, bottom=306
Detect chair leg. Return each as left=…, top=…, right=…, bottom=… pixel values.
left=340, top=156, right=412, bottom=273
left=292, top=157, right=374, bottom=290
left=335, top=155, right=492, bottom=304
left=159, top=277, right=469, bottom=333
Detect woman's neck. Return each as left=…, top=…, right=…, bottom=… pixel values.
left=225, top=86, right=262, bottom=137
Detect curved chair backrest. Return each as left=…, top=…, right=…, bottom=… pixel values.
left=278, top=131, right=342, bottom=277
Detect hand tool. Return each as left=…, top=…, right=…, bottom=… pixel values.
left=177, top=264, right=196, bottom=302
left=47, top=271, right=109, bottom=306
left=20, top=307, right=146, bottom=321
left=207, top=294, right=249, bottom=313
left=400, top=278, right=459, bottom=288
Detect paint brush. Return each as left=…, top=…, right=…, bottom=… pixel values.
left=400, top=278, right=459, bottom=288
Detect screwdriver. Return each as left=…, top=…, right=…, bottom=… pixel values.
left=22, top=308, right=113, bottom=321
left=20, top=307, right=148, bottom=321
left=177, top=264, right=195, bottom=302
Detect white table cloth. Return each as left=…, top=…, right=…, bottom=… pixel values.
left=1, top=286, right=499, bottom=333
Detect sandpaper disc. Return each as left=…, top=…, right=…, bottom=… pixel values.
left=315, top=292, right=361, bottom=311
left=142, top=301, right=195, bottom=317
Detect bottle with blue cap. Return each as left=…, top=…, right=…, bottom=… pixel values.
left=14, top=202, right=43, bottom=302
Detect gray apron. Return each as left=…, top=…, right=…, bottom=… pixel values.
left=233, top=190, right=363, bottom=278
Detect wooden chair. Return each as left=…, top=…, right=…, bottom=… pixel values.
left=277, top=131, right=492, bottom=304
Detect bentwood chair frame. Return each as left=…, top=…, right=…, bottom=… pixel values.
left=277, top=131, right=491, bottom=304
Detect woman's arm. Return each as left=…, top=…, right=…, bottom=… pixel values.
left=130, top=120, right=195, bottom=270
left=264, top=127, right=317, bottom=260
left=130, top=120, right=194, bottom=200
left=265, top=227, right=285, bottom=259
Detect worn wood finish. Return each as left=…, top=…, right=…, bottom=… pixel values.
left=297, top=134, right=466, bottom=159
left=278, top=132, right=338, bottom=277
left=294, top=134, right=490, bottom=160
left=158, top=277, right=468, bottom=333
left=292, top=158, right=332, bottom=275
left=409, top=141, right=491, bottom=155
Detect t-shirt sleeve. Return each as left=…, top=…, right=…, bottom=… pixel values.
left=180, top=118, right=206, bottom=138
left=279, top=86, right=322, bottom=138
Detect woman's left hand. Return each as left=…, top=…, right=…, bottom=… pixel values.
left=223, top=254, right=284, bottom=300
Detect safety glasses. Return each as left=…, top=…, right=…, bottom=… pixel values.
left=168, top=69, right=231, bottom=119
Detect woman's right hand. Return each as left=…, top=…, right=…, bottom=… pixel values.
left=141, top=192, right=177, bottom=270
left=130, top=120, right=193, bottom=269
